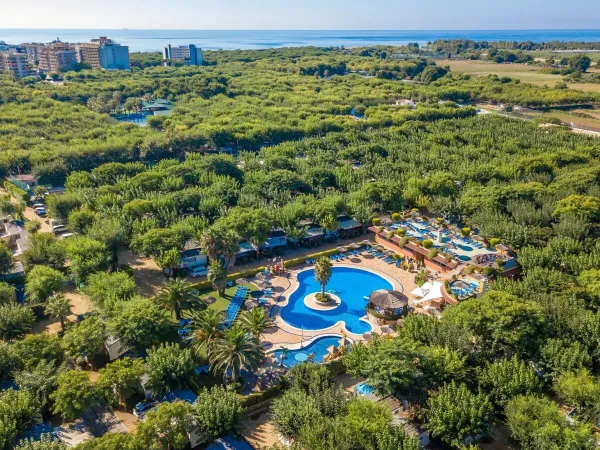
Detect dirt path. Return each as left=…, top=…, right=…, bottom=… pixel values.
left=118, top=250, right=164, bottom=297
left=31, top=287, right=94, bottom=335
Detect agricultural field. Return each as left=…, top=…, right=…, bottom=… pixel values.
left=441, top=59, right=600, bottom=93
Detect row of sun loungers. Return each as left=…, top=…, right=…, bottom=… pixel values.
left=222, top=286, right=249, bottom=328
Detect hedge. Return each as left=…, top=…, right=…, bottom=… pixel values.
left=4, top=181, right=29, bottom=202
left=190, top=248, right=340, bottom=291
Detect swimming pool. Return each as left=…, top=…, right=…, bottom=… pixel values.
left=280, top=266, right=394, bottom=334
left=272, top=335, right=350, bottom=368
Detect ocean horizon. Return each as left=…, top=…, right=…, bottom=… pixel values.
left=1, top=29, right=600, bottom=52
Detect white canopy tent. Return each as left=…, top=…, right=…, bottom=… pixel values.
left=412, top=281, right=443, bottom=304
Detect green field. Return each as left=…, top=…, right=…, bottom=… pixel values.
left=442, top=59, right=600, bottom=93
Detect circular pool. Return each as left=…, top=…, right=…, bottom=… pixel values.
left=280, top=267, right=394, bottom=334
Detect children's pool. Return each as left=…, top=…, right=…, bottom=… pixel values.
left=280, top=267, right=394, bottom=334
left=273, top=335, right=350, bottom=368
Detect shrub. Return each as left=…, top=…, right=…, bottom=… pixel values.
left=372, top=218, right=381, bottom=226
left=398, top=237, right=410, bottom=247
left=461, top=227, right=471, bottom=237
left=391, top=213, right=401, bottom=221
left=422, top=239, right=434, bottom=249
left=395, top=228, right=406, bottom=236
left=489, top=238, right=501, bottom=247
left=3, top=181, right=29, bottom=202
left=428, top=249, right=438, bottom=259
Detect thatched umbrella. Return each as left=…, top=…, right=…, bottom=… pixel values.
left=256, top=271, right=273, bottom=280
left=348, top=243, right=361, bottom=250
left=202, top=296, right=216, bottom=305
left=336, top=246, right=348, bottom=252
left=236, top=277, right=250, bottom=285
left=363, top=331, right=373, bottom=341
left=472, top=235, right=485, bottom=242
left=244, top=299, right=258, bottom=310
left=361, top=240, right=373, bottom=246
left=368, top=290, right=409, bottom=310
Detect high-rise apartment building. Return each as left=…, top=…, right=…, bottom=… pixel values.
left=38, top=42, right=77, bottom=73
left=19, top=43, right=43, bottom=66
left=163, top=44, right=203, bottom=65
left=0, top=52, right=35, bottom=78
left=76, top=37, right=130, bottom=70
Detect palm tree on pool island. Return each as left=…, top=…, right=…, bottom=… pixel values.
left=208, top=324, right=264, bottom=383
left=314, top=256, right=333, bottom=300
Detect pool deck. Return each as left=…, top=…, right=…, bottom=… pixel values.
left=256, top=254, right=419, bottom=353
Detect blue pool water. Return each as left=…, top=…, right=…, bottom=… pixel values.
left=280, top=267, right=393, bottom=334
left=455, top=243, right=474, bottom=252
left=273, top=336, right=349, bottom=368
left=207, top=436, right=254, bottom=450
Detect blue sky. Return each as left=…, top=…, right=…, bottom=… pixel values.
left=5, top=0, right=600, bottom=29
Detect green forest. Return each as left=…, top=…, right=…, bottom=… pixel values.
left=1, top=46, right=600, bottom=450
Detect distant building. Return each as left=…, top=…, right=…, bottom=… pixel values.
left=19, top=43, right=43, bottom=65
left=38, top=42, right=77, bottom=73
left=76, top=37, right=130, bottom=70
left=178, top=239, right=208, bottom=269
left=0, top=52, right=35, bottom=78
left=163, top=44, right=203, bottom=65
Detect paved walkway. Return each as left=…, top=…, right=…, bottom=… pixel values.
left=256, top=251, right=421, bottom=354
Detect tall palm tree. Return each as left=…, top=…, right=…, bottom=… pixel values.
left=314, top=257, right=333, bottom=298
left=238, top=307, right=275, bottom=339
left=44, top=293, right=71, bottom=333
left=156, top=279, right=197, bottom=320
left=200, top=226, right=239, bottom=267
left=207, top=260, right=228, bottom=297
left=190, top=308, right=223, bottom=357
left=208, top=325, right=264, bottom=383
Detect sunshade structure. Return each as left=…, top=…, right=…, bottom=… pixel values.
left=348, top=243, right=361, bottom=249
left=256, top=271, right=273, bottom=281
left=361, top=240, right=373, bottom=246
left=244, top=299, right=258, bottom=310
left=369, top=289, right=408, bottom=309
left=202, top=296, right=216, bottom=305
left=412, top=282, right=444, bottom=304
left=336, top=246, right=348, bottom=252
left=368, top=289, right=409, bottom=319
left=235, top=278, right=250, bottom=285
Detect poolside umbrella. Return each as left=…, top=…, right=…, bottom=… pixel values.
left=368, top=290, right=409, bottom=309
left=472, top=235, right=485, bottom=242
left=327, top=345, right=339, bottom=356
left=244, top=299, right=258, bottom=310
left=202, top=296, right=216, bottom=305
left=363, top=331, right=372, bottom=341
left=236, top=277, right=250, bottom=285
left=449, top=226, right=461, bottom=234
left=256, top=271, right=273, bottom=281
left=361, top=240, right=373, bottom=246
left=348, top=243, right=360, bottom=249
left=381, top=325, right=392, bottom=334
left=336, top=246, right=347, bottom=252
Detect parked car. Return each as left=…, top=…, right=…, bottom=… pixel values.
left=133, top=399, right=158, bottom=419
left=52, top=224, right=67, bottom=234
left=189, top=266, right=208, bottom=278
left=34, top=208, right=46, bottom=217
left=32, top=203, right=45, bottom=209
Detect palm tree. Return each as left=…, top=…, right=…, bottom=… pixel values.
left=156, top=279, right=197, bottom=320
left=200, top=226, right=239, bottom=267
left=314, top=257, right=333, bottom=298
left=238, top=307, right=275, bottom=339
left=44, top=293, right=71, bottom=333
left=208, top=325, right=264, bottom=383
left=207, top=260, right=228, bottom=297
left=190, top=308, right=223, bottom=357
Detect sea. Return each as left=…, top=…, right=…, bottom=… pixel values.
left=1, top=29, right=600, bottom=53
